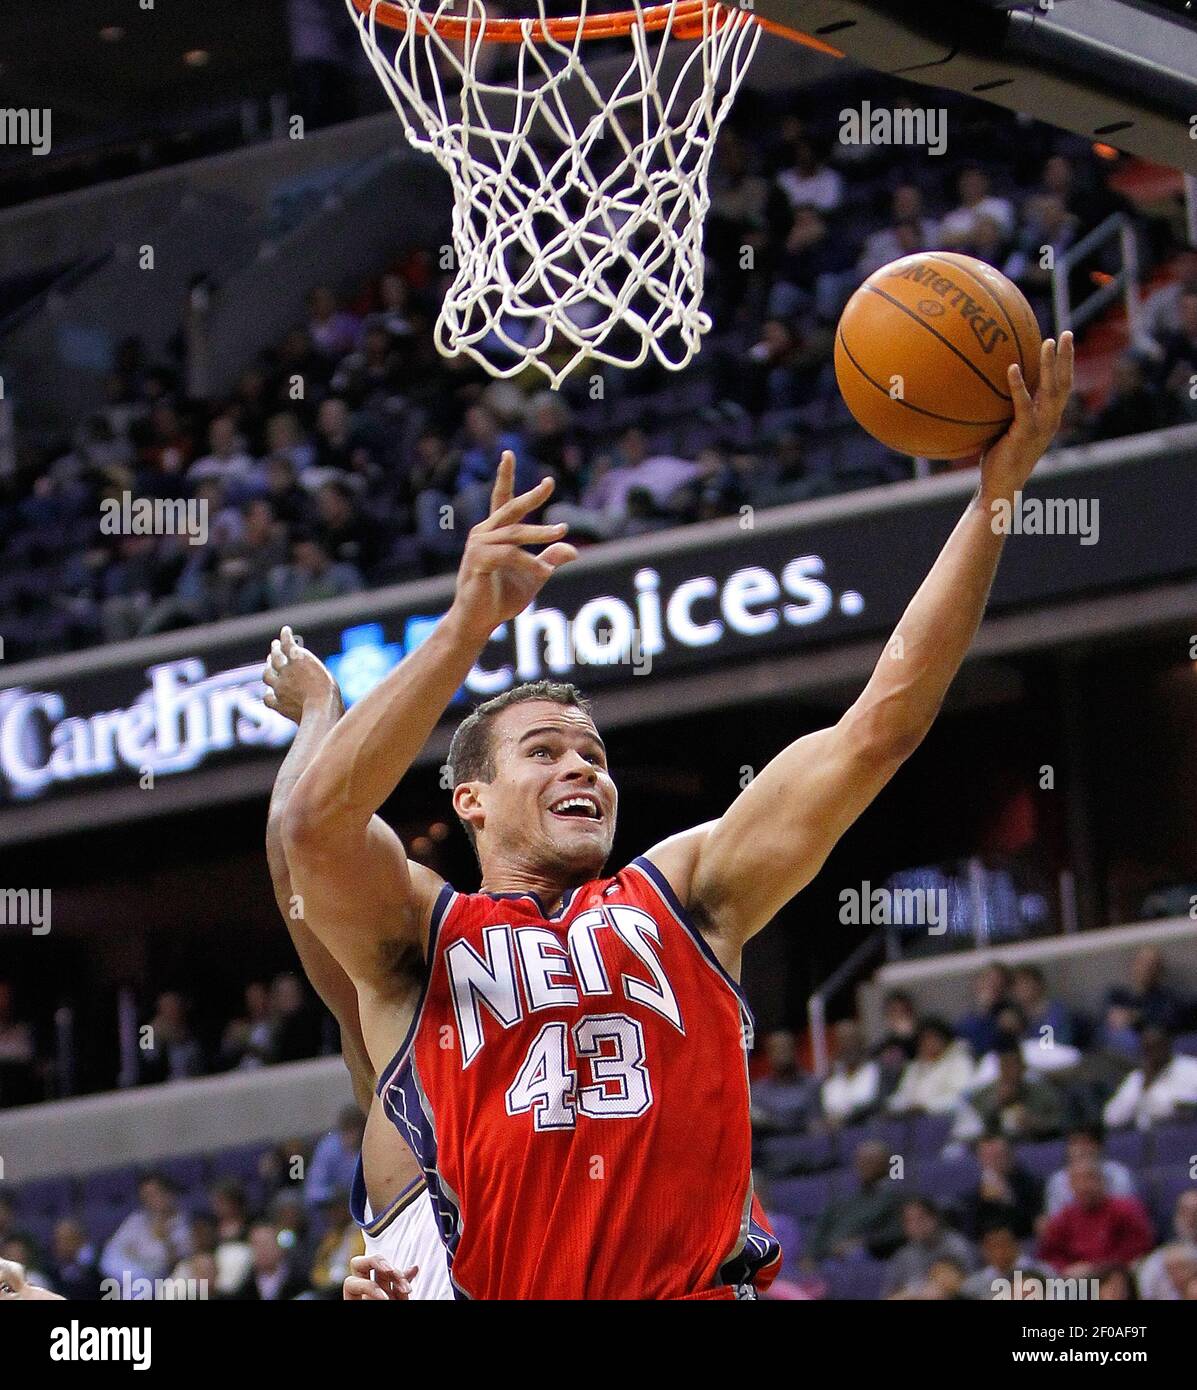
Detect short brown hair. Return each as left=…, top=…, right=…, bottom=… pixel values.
left=447, top=681, right=592, bottom=850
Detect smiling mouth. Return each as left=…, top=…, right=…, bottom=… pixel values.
left=548, top=794, right=603, bottom=822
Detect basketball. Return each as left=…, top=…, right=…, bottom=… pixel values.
left=834, top=252, right=1042, bottom=460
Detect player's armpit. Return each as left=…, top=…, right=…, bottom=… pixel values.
left=678, top=710, right=911, bottom=950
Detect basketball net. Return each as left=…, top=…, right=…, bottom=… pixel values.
left=347, top=0, right=762, bottom=387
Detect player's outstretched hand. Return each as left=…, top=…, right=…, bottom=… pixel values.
left=262, top=625, right=344, bottom=724
left=450, top=451, right=577, bottom=643
left=343, top=1254, right=418, bottom=1300
left=979, top=330, right=1074, bottom=501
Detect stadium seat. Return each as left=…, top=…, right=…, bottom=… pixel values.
left=766, top=1173, right=837, bottom=1219
left=759, top=1131, right=837, bottom=1177
left=913, top=1155, right=980, bottom=1202
left=909, top=1113, right=955, bottom=1157
left=1104, top=1129, right=1149, bottom=1167
left=1014, top=1140, right=1069, bottom=1178
left=1148, top=1119, right=1197, bottom=1165
left=820, top=1255, right=887, bottom=1301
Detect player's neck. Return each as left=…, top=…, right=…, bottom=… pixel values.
left=477, top=866, right=576, bottom=916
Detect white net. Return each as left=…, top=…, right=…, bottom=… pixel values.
left=347, top=0, right=762, bottom=387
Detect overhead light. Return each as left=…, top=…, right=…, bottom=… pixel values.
left=183, top=49, right=211, bottom=68
left=99, top=25, right=125, bottom=42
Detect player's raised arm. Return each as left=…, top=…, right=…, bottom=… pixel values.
left=281, top=453, right=576, bottom=1058
left=263, top=628, right=377, bottom=1112
left=652, top=334, right=1074, bottom=958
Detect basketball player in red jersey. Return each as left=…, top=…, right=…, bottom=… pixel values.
left=280, top=335, right=1073, bottom=1300
left=264, top=634, right=451, bottom=1300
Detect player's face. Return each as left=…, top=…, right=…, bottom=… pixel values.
left=472, top=701, right=617, bottom=880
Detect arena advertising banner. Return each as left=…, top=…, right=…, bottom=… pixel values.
left=0, top=446, right=1193, bottom=821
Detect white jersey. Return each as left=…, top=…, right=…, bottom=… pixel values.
left=353, top=1160, right=453, bottom=1301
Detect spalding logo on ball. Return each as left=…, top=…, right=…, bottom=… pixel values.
left=834, top=252, right=1042, bottom=460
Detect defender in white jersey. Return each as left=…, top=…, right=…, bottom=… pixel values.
left=352, top=1165, right=454, bottom=1301
left=265, top=628, right=452, bottom=1301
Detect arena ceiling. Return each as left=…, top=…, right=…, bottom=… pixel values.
left=0, top=0, right=290, bottom=163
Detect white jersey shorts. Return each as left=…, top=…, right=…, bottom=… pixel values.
left=357, top=1169, right=454, bottom=1302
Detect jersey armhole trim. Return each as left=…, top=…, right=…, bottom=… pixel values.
left=626, top=855, right=754, bottom=1020
left=375, top=881, right=455, bottom=1100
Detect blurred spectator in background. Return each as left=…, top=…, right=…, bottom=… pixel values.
left=806, top=1140, right=905, bottom=1262
left=956, top=964, right=1011, bottom=1058
left=139, top=991, right=205, bottom=1085
left=221, top=981, right=276, bottom=1071
left=882, top=1197, right=978, bottom=1297
left=939, top=166, right=1014, bottom=249
left=820, top=1019, right=882, bottom=1128
left=955, top=1134, right=1043, bottom=1242
left=1096, top=1263, right=1137, bottom=1300
left=962, top=1222, right=1054, bottom=1300
left=1104, top=1025, right=1197, bottom=1130
left=1155, top=286, right=1197, bottom=422
left=887, top=1019, right=974, bottom=1116
left=1090, top=354, right=1176, bottom=442
left=267, top=531, right=364, bottom=608
left=307, top=287, right=362, bottom=361
left=48, top=1218, right=103, bottom=1300
left=100, top=1174, right=191, bottom=1290
left=0, top=978, right=36, bottom=1106
left=1037, top=1157, right=1154, bottom=1276
left=308, top=1191, right=365, bottom=1297
left=968, top=1003, right=1081, bottom=1089
left=776, top=138, right=843, bottom=215
left=1137, top=1190, right=1197, bottom=1299
left=268, top=973, right=325, bottom=1063
left=1010, top=965, right=1076, bottom=1048
left=211, top=500, right=289, bottom=619
left=187, top=415, right=255, bottom=490
left=954, top=1044, right=1069, bottom=1142
left=856, top=184, right=939, bottom=278
left=1045, top=1126, right=1136, bottom=1215
left=1105, top=947, right=1189, bottom=1034
left=210, top=1179, right=251, bottom=1247
left=232, top=1219, right=308, bottom=1300
left=873, top=990, right=919, bottom=1095
left=1135, top=248, right=1197, bottom=358
left=306, top=1106, right=366, bottom=1208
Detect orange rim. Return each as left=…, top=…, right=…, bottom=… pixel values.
left=350, top=0, right=844, bottom=52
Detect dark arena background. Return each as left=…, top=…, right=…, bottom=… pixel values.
left=0, top=0, right=1196, bottom=1352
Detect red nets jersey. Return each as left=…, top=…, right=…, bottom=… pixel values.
left=377, top=854, right=781, bottom=1300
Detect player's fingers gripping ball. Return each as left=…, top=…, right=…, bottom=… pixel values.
left=834, top=251, right=1042, bottom=460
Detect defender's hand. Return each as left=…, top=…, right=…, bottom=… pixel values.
left=262, top=625, right=344, bottom=724
left=0, top=1257, right=63, bottom=1300
left=450, top=451, right=577, bottom=642
left=979, top=331, right=1074, bottom=503
left=343, top=1254, right=418, bottom=1300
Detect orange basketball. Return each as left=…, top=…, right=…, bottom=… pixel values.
left=834, top=251, right=1041, bottom=460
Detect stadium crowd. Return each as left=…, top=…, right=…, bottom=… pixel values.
left=751, top=946, right=1197, bottom=1299
left=4, top=946, right=1196, bottom=1299
left=3, top=83, right=1197, bottom=665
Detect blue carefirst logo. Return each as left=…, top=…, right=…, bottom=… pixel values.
left=324, top=618, right=449, bottom=707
